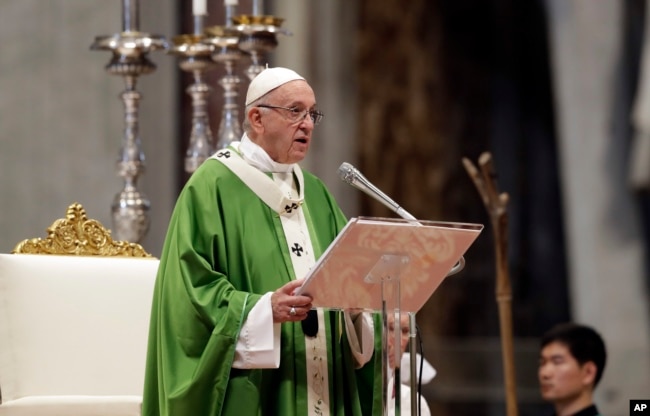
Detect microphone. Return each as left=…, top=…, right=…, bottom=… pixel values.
left=338, top=162, right=417, bottom=221
left=338, top=162, right=465, bottom=276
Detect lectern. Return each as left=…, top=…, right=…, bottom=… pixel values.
left=298, top=217, right=483, bottom=415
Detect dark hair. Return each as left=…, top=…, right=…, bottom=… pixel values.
left=540, top=322, right=607, bottom=387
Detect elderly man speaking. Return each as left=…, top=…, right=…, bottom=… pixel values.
left=142, top=67, right=382, bottom=416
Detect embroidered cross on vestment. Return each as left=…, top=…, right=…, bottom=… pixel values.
left=291, top=243, right=303, bottom=257
left=284, top=202, right=299, bottom=214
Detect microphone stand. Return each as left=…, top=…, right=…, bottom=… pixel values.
left=338, top=162, right=465, bottom=276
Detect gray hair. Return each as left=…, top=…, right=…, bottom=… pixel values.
left=242, top=97, right=269, bottom=135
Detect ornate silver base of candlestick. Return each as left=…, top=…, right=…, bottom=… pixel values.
left=233, top=15, right=291, bottom=80
left=205, top=26, right=246, bottom=149
left=91, top=31, right=167, bottom=243
left=169, top=34, right=217, bottom=173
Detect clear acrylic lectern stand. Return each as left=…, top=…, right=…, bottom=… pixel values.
left=297, top=217, right=483, bottom=415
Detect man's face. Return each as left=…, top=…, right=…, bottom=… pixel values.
left=252, top=80, right=317, bottom=164
left=538, top=341, right=594, bottom=404
left=387, top=314, right=410, bottom=369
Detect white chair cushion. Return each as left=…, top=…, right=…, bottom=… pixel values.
left=0, top=395, right=141, bottom=416
left=0, top=253, right=159, bottom=415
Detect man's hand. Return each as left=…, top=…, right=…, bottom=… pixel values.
left=271, top=279, right=313, bottom=323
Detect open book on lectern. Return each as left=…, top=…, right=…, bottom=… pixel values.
left=296, top=217, right=483, bottom=313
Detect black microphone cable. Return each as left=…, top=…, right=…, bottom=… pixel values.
left=416, top=323, right=424, bottom=416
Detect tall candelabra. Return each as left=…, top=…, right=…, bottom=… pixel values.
left=233, top=14, right=290, bottom=81
left=200, top=14, right=290, bottom=150
left=89, top=0, right=292, bottom=240
left=168, top=34, right=217, bottom=173
left=90, top=0, right=166, bottom=243
left=204, top=25, right=245, bottom=150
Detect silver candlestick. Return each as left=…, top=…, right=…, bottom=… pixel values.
left=233, top=15, right=291, bottom=81
left=204, top=25, right=245, bottom=149
left=168, top=34, right=217, bottom=173
left=90, top=0, right=166, bottom=243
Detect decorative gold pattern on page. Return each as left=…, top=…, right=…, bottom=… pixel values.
left=357, top=225, right=456, bottom=302
left=12, top=203, right=153, bottom=257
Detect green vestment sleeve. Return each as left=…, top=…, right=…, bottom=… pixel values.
left=142, top=159, right=382, bottom=416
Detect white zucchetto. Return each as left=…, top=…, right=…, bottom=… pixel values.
left=245, top=67, right=306, bottom=106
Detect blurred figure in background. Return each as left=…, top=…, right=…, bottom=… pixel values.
left=387, top=312, right=434, bottom=416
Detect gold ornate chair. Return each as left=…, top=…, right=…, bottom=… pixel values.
left=0, top=203, right=159, bottom=416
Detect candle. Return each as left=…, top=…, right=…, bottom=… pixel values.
left=193, top=0, right=207, bottom=16
left=224, top=0, right=238, bottom=26
left=122, top=0, right=139, bottom=32
left=252, top=0, right=263, bottom=16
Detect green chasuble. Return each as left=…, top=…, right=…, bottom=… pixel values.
left=142, top=156, right=382, bottom=416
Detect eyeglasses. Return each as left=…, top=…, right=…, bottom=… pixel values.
left=257, top=104, right=324, bottom=125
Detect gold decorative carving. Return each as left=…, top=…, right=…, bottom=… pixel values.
left=12, top=203, right=153, bottom=258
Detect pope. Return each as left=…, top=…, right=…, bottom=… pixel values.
left=142, top=67, right=383, bottom=416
